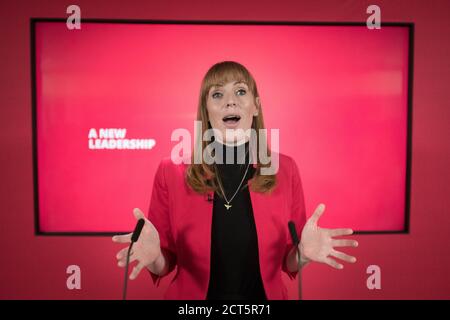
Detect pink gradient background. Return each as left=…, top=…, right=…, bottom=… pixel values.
left=1, top=0, right=449, bottom=300
left=35, top=22, right=408, bottom=233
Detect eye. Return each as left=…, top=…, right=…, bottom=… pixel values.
left=212, top=92, right=222, bottom=99
left=236, top=89, right=246, bottom=96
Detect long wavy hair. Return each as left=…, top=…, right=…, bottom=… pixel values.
left=185, top=61, right=277, bottom=195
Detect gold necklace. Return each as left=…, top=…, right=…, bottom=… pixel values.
left=215, top=145, right=251, bottom=210
left=216, top=161, right=251, bottom=210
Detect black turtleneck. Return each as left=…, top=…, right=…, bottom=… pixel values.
left=206, top=140, right=267, bottom=300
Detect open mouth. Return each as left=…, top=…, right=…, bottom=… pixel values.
left=222, top=114, right=241, bottom=126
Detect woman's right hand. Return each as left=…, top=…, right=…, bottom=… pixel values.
left=112, top=208, right=161, bottom=280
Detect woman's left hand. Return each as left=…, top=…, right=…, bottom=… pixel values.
left=299, top=204, right=358, bottom=269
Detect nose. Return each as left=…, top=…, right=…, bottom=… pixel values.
left=226, top=95, right=237, bottom=107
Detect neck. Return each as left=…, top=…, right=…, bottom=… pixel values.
left=213, top=140, right=250, bottom=165
left=214, top=136, right=248, bottom=147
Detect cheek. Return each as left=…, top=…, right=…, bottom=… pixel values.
left=242, top=102, right=257, bottom=118
left=240, top=109, right=255, bottom=128
left=208, top=111, right=222, bottom=124
left=242, top=116, right=254, bottom=128
left=206, top=103, right=221, bottom=120
left=206, top=112, right=224, bottom=130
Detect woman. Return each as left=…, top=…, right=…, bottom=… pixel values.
left=112, top=61, right=358, bottom=299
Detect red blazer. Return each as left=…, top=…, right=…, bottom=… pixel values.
left=147, top=153, right=306, bottom=299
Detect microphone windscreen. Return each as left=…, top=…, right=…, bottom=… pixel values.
left=288, top=221, right=299, bottom=246
left=131, top=218, right=145, bottom=243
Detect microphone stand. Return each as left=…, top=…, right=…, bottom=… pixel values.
left=288, top=221, right=302, bottom=300
left=123, top=242, right=135, bottom=300
left=296, top=245, right=302, bottom=300
left=122, top=218, right=145, bottom=300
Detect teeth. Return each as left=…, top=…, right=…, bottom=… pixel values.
left=223, top=115, right=241, bottom=121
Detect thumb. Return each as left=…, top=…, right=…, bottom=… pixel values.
left=308, top=203, right=326, bottom=226
left=133, top=207, right=145, bottom=220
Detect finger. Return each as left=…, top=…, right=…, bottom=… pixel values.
left=330, top=249, right=357, bottom=263
left=133, top=208, right=145, bottom=220
left=129, top=262, right=145, bottom=280
left=117, top=254, right=137, bottom=267
left=324, top=257, right=343, bottom=269
left=112, top=233, right=132, bottom=244
left=332, top=239, right=359, bottom=248
left=116, top=247, right=133, bottom=260
left=308, top=203, right=326, bottom=226
left=328, top=228, right=353, bottom=237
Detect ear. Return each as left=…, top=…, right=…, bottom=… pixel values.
left=254, top=97, right=260, bottom=117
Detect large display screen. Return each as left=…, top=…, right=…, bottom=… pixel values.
left=32, top=20, right=412, bottom=234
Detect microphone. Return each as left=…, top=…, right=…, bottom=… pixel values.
left=123, top=218, right=145, bottom=300
left=206, top=193, right=213, bottom=202
left=131, top=218, right=145, bottom=242
left=288, top=221, right=299, bottom=246
left=288, top=220, right=302, bottom=300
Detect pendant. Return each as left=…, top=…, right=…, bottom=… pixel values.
left=224, top=204, right=232, bottom=210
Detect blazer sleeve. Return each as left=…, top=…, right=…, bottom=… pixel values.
left=147, top=158, right=178, bottom=286
left=282, top=156, right=307, bottom=280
